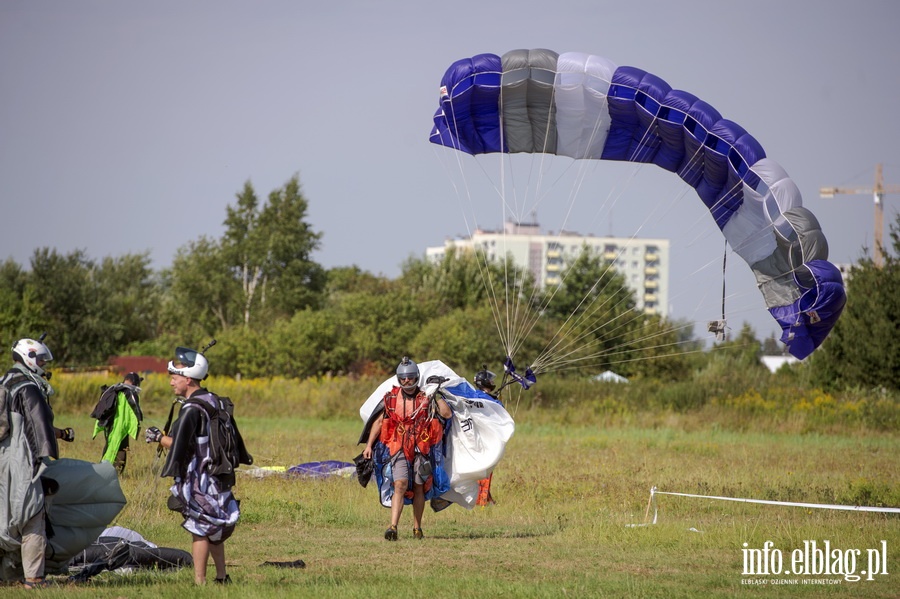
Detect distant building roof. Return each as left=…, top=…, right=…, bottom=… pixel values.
left=760, top=355, right=800, bottom=373
left=108, top=356, right=168, bottom=374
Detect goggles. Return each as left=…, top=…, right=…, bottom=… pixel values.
left=175, top=346, right=198, bottom=367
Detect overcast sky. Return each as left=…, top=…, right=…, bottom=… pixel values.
left=2, top=1, right=898, bottom=346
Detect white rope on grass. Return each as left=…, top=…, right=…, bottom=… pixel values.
left=628, top=486, right=900, bottom=527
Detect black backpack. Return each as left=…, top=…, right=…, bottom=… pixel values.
left=184, top=393, right=253, bottom=476
left=90, top=383, right=143, bottom=427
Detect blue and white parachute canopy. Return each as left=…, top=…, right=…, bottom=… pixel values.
left=430, top=49, right=846, bottom=360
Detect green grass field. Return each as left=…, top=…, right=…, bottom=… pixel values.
left=4, top=377, right=899, bottom=598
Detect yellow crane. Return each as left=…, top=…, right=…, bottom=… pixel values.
left=820, top=163, right=900, bottom=268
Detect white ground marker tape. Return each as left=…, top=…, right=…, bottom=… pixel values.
left=627, top=486, right=900, bottom=527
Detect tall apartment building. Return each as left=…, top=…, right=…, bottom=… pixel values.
left=425, top=221, right=670, bottom=316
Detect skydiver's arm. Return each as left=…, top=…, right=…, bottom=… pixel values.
left=22, top=384, right=59, bottom=458
left=362, top=414, right=383, bottom=460
left=435, top=396, right=452, bottom=420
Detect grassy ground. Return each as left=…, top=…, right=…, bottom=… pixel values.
left=3, top=384, right=899, bottom=597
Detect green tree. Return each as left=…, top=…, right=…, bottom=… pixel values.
left=811, top=214, right=900, bottom=390
left=692, top=323, right=768, bottom=397
left=26, top=248, right=101, bottom=364
left=94, top=252, right=162, bottom=348
left=222, top=181, right=265, bottom=327
left=163, top=237, right=240, bottom=339
left=0, top=258, right=43, bottom=346
left=399, top=247, right=534, bottom=314
left=258, top=176, right=326, bottom=316
left=526, top=246, right=698, bottom=380
left=326, top=266, right=392, bottom=297
left=1, top=250, right=166, bottom=366
left=329, top=290, right=439, bottom=375
left=221, top=176, right=325, bottom=327
left=534, top=246, right=641, bottom=376
left=272, top=308, right=351, bottom=377
left=410, top=304, right=506, bottom=376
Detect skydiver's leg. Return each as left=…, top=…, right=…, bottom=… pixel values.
left=388, top=455, right=409, bottom=535
left=391, top=479, right=409, bottom=526
left=412, top=483, right=426, bottom=530
left=21, top=509, right=46, bottom=581
left=191, top=534, right=210, bottom=584
left=115, top=437, right=129, bottom=473
left=411, top=455, right=427, bottom=532
left=209, top=540, right=227, bottom=581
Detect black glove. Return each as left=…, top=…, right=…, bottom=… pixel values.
left=145, top=426, right=163, bottom=443
left=426, top=375, right=449, bottom=385
left=60, top=427, right=75, bottom=443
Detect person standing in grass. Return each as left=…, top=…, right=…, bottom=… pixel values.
left=362, top=357, right=452, bottom=541
left=91, top=371, right=143, bottom=473
left=0, top=337, right=74, bottom=590
left=145, top=345, right=250, bottom=585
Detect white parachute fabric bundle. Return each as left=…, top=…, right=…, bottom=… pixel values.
left=438, top=380, right=515, bottom=508
left=360, top=360, right=515, bottom=509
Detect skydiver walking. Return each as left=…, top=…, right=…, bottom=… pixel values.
left=362, top=357, right=452, bottom=540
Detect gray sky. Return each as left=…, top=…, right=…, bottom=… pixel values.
left=2, top=1, right=898, bottom=345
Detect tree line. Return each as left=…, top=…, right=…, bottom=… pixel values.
left=1, top=173, right=896, bottom=392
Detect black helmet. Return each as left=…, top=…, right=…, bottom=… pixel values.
left=396, top=356, right=419, bottom=391
left=474, top=365, right=496, bottom=391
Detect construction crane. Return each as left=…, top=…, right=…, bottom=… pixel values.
left=820, top=163, right=900, bottom=268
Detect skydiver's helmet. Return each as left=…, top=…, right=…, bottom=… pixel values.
left=396, top=356, right=419, bottom=392
left=474, top=366, right=496, bottom=392
left=167, top=346, right=209, bottom=381
left=12, top=338, right=53, bottom=379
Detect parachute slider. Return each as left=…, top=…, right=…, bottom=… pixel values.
left=707, top=320, right=727, bottom=342
left=503, top=356, right=537, bottom=390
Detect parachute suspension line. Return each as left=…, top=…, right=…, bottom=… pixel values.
left=434, top=95, right=515, bottom=361
left=494, top=96, right=524, bottom=361
left=510, top=90, right=617, bottom=344
left=493, top=90, right=551, bottom=365
left=540, top=303, right=701, bottom=373
left=533, top=273, right=666, bottom=374
left=516, top=137, right=618, bottom=360
left=527, top=159, right=681, bottom=375
left=531, top=174, right=734, bottom=372
left=531, top=112, right=744, bottom=375
left=707, top=240, right=728, bottom=342
left=492, top=92, right=520, bottom=362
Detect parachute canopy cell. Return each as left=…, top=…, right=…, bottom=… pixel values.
left=429, top=49, right=846, bottom=359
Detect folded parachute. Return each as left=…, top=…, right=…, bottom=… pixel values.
left=430, top=49, right=846, bottom=359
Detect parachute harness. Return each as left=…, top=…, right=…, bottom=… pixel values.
left=385, top=388, right=433, bottom=462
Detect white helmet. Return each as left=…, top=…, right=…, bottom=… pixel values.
left=396, top=356, right=419, bottom=392
left=167, top=346, right=209, bottom=380
left=12, top=338, right=53, bottom=378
